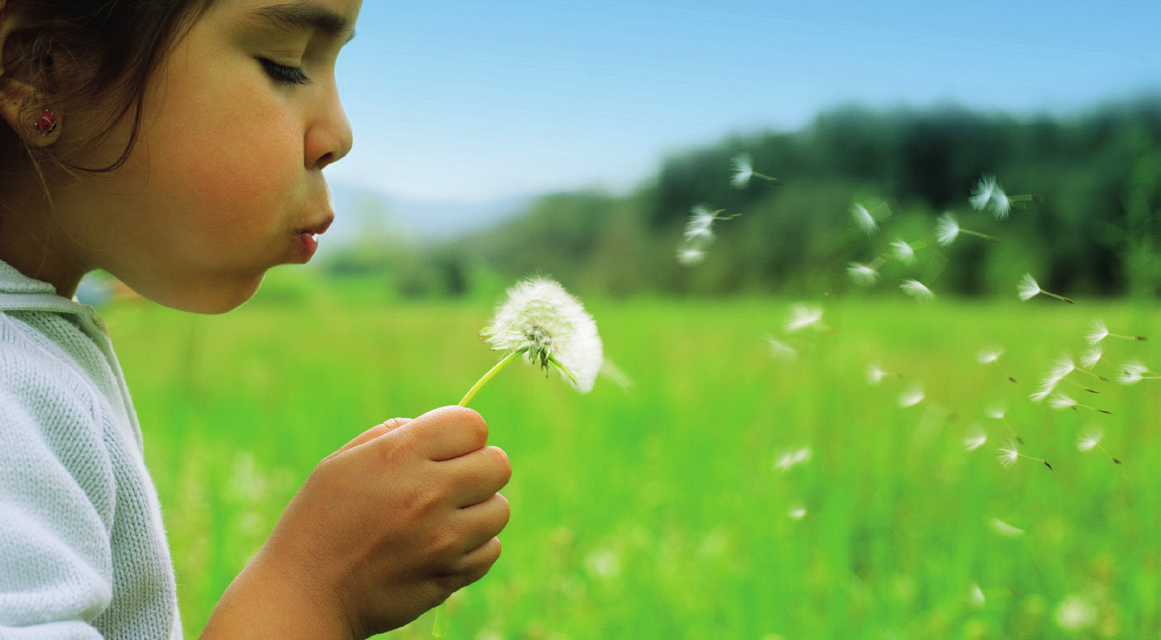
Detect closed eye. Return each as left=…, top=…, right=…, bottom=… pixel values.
left=258, top=58, right=311, bottom=86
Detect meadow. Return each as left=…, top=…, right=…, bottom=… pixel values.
left=104, top=273, right=1159, bottom=639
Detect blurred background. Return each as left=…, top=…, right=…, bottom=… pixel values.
left=95, top=1, right=1161, bottom=638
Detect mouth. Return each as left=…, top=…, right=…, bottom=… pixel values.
left=294, top=213, right=335, bottom=263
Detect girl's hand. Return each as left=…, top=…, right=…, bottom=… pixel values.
left=202, top=406, right=512, bottom=640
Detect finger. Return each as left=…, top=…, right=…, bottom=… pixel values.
left=392, top=406, right=488, bottom=462
left=327, top=418, right=412, bottom=460
left=454, top=493, right=511, bottom=553
left=442, top=446, right=512, bottom=508
left=454, top=536, right=503, bottom=589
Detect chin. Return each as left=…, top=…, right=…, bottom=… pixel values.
left=129, top=272, right=266, bottom=315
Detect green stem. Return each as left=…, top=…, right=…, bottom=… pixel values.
left=459, top=349, right=526, bottom=407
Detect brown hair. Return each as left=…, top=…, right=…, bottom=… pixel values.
left=1, top=0, right=216, bottom=172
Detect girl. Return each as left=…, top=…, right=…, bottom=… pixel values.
left=0, top=1, right=512, bottom=638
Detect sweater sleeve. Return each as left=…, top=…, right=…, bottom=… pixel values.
left=0, top=367, right=116, bottom=638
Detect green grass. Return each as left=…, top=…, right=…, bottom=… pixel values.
left=104, top=282, right=1160, bottom=639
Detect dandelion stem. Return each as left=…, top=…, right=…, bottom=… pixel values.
left=459, top=349, right=527, bottom=407
left=754, top=171, right=785, bottom=186
left=1043, top=291, right=1075, bottom=304
left=960, top=229, right=1000, bottom=242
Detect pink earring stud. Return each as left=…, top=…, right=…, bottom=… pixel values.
left=35, top=110, right=57, bottom=136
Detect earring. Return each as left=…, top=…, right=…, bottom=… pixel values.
left=34, top=109, right=57, bottom=136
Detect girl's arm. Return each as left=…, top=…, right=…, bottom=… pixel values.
left=200, top=406, right=512, bottom=640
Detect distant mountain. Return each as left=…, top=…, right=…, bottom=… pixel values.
left=327, top=184, right=533, bottom=245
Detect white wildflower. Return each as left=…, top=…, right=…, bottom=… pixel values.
left=935, top=212, right=960, bottom=246
left=847, top=262, right=880, bottom=286
left=900, top=279, right=934, bottom=302
left=479, top=277, right=603, bottom=394
left=890, top=239, right=915, bottom=264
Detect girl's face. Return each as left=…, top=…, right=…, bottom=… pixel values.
left=51, top=0, right=362, bottom=313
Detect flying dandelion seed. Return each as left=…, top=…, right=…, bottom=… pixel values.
left=1018, top=273, right=1074, bottom=304
left=788, top=506, right=807, bottom=521
left=963, top=429, right=988, bottom=452
left=1081, top=346, right=1103, bottom=370
left=890, top=239, right=916, bottom=264
left=676, top=245, right=706, bottom=266
left=775, top=447, right=813, bottom=472
left=985, top=404, right=1022, bottom=444
left=899, top=383, right=925, bottom=408
left=847, top=262, right=880, bottom=286
left=977, top=347, right=1004, bottom=364
left=1077, top=430, right=1121, bottom=464
left=988, top=517, right=1025, bottom=537
left=866, top=363, right=892, bottom=385
left=766, top=336, right=798, bottom=362
left=970, top=175, right=1038, bottom=220
left=969, top=584, right=986, bottom=608
left=851, top=202, right=877, bottom=235
left=684, top=205, right=718, bottom=242
left=935, top=211, right=996, bottom=245
left=997, top=440, right=1053, bottom=470
left=1054, top=594, right=1098, bottom=631
left=900, top=279, right=934, bottom=302
left=1117, top=360, right=1160, bottom=385
left=1087, top=319, right=1147, bottom=343
left=785, top=304, right=825, bottom=333
left=970, top=175, right=999, bottom=212
left=1048, top=393, right=1112, bottom=414
left=730, top=153, right=783, bottom=188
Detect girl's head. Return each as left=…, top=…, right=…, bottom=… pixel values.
left=0, top=0, right=360, bottom=312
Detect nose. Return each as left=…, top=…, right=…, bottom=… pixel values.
left=307, top=87, right=354, bottom=170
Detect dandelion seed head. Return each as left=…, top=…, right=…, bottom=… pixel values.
left=1081, top=346, right=1103, bottom=370
left=730, top=154, right=754, bottom=188
left=1029, top=387, right=1053, bottom=403
left=847, top=262, right=880, bottom=286
left=851, top=202, right=877, bottom=235
left=977, top=346, right=1004, bottom=364
left=1018, top=274, right=1041, bottom=301
left=935, top=212, right=960, bottom=246
left=1077, top=431, right=1102, bottom=452
left=890, top=239, right=915, bottom=264
left=482, top=277, right=603, bottom=393
left=1050, top=354, right=1076, bottom=380
left=684, top=205, right=717, bottom=242
left=785, top=304, right=824, bottom=333
left=985, top=404, right=1007, bottom=420
left=1118, top=360, right=1148, bottom=385
left=900, top=279, right=934, bottom=302
left=990, top=189, right=1011, bottom=219
left=1086, top=320, right=1109, bottom=344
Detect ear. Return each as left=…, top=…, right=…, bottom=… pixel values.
left=0, top=2, right=59, bottom=147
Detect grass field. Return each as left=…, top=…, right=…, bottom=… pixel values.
left=103, top=276, right=1160, bottom=639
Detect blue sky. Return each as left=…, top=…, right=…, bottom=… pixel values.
left=328, top=0, right=1160, bottom=202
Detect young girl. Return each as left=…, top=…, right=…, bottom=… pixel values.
left=0, top=0, right=512, bottom=637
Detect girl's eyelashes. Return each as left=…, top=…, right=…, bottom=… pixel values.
left=257, top=58, right=311, bottom=86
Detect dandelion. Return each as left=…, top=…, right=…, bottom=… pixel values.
left=775, top=447, right=813, bottom=472
left=978, top=346, right=1017, bottom=382
left=899, top=383, right=925, bottom=408
left=677, top=205, right=739, bottom=266
left=785, top=304, right=825, bottom=333
left=787, top=506, right=807, bottom=521
left=1117, top=360, right=1160, bottom=385
left=730, top=154, right=784, bottom=188
left=466, top=277, right=603, bottom=404
left=1080, top=345, right=1103, bottom=370
left=963, top=428, right=988, bottom=452
left=1052, top=352, right=1107, bottom=385
left=1048, top=393, right=1112, bottom=415
left=890, top=239, right=916, bottom=264
left=1087, top=319, right=1147, bottom=344
left=900, top=279, right=934, bottom=302
left=441, top=276, right=603, bottom=636
left=969, top=175, right=999, bottom=212
left=970, top=174, right=1041, bottom=220
left=997, top=440, right=1052, bottom=470
left=1017, top=273, right=1073, bottom=304
left=1077, top=430, right=1121, bottom=464
left=847, top=262, right=880, bottom=286
left=935, top=211, right=997, bottom=245
left=765, top=336, right=798, bottom=362
left=866, top=363, right=896, bottom=385
left=850, top=202, right=877, bottom=235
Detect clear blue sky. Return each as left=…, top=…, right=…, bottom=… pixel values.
left=328, top=0, right=1160, bottom=202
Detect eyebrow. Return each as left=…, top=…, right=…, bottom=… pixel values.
left=251, top=2, right=355, bottom=42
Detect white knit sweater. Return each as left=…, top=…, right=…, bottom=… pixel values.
left=0, top=261, right=181, bottom=639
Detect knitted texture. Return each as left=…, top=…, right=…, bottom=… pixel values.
left=0, top=262, right=181, bottom=639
